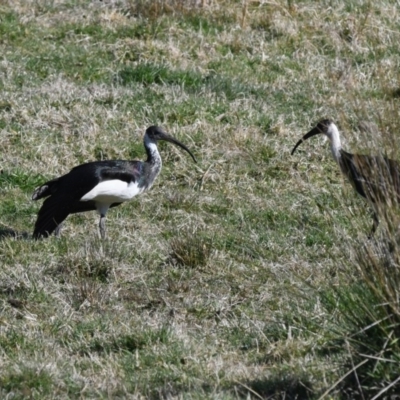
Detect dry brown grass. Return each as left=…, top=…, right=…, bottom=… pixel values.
left=0, top=0, right=400, bottom=398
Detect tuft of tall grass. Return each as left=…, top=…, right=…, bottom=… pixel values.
left=315, top=127, right=400, bottom=397
left=169, top=226, right=213, bottom=268
left=320, top=232, right=400, bottom=397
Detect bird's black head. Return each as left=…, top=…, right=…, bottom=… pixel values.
left=145, top=126, right=197, bottom=163
left=145, top=126, right=169, bottom=141
left=291, top=119, right=334, bottom=155
left=314, top=119, right=333, bottom=135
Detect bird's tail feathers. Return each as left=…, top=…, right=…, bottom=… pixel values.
left=32, top=178, right=59, bottom=200
left=33, top=197, right=69, bottom=239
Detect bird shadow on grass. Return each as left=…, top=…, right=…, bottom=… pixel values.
left=0, top=228, right=30, bottom=240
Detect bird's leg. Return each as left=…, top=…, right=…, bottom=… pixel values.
left=99, top=214, right=106, bottom=239
left=54, top=223, right=63, bottom=238
left=368, top=211, right=379, bottom=239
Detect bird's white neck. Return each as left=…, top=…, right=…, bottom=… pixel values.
left=328, top=123, right=342, bottom=163
left=144, top=135, right=162, bottom=168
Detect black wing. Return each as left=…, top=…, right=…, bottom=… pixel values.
left=342, top=151, right=400, bottom=204
left=32, top=160, right=143, bottom=238
left=341, top=151, right=368, bottom=199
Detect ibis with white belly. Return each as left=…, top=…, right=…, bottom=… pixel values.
left=291, top=119, right=400, bottom=236
left=32, top=126, right=197, bottom=239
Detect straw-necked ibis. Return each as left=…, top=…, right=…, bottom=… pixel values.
left=291, top=119, right=400, bottom=236
left=32, top=126, right=197, bottom=239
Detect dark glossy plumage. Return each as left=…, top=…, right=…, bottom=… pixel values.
left=32, top=126, right=196, bottom=239
left=340, top=150, right=400, bottom=204
left=32, top=160, right=143, bottom=238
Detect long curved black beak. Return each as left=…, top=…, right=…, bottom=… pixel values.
left=161, top=134, right=197, bottom=163
left=291, top=127, right=323, bottom=155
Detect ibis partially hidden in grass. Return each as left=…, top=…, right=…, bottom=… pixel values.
left=32, top=126, right=197, bottom=239
left=291, top=119, right=400, bottom=236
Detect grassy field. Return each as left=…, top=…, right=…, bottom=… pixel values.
left=1, top=0, right=400, bottom=398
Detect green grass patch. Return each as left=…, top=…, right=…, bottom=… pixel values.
left=1, top=1, right=400, bottom=398
left=0, top=368, right=54, bottom=397
left=118, top=64, right=201, bottom=87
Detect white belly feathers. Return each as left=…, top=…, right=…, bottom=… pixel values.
left=80, top=180, right=142, bottom=203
